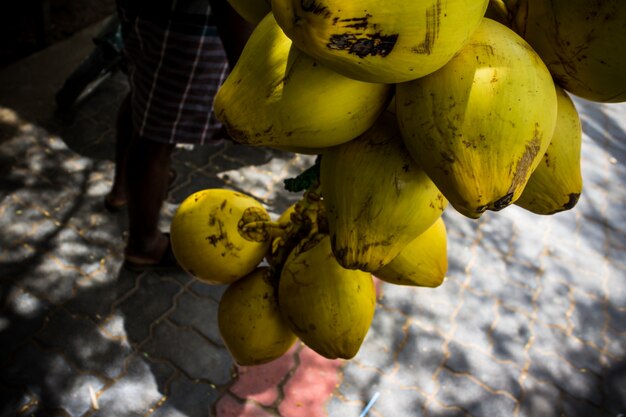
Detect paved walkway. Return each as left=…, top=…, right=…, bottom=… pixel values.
left=1, top=20, right=625, bottom=417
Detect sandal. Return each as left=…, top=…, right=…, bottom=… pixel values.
left=122, top=234, right=181, bottom=272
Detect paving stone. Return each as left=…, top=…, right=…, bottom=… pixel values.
left=495, top=278, right=537, bottom=317
left=51, top=373, right=107, bottom=416
left=215, top=393, right=274, bottom=417
left=445, top=241, right=476, bottom=276
left=215, top=154, right=312, bottom=208
left=169, top=170, right=229, bottom=204
left=425, top=401, right=467, bottom=417
left=230, top=345, right=297, bottom=406
left=469, top=255, right=508, bottom=292
left=325, top=396, right=368, bottom=417
left=393, top=326, right=446, bottom=397
left=3, top=217, right=57, bottom=251
left=602, top=358, right=626, bottom=416
left=377, top=283, right=457, bottom=336
left=527, top=347, right=603, bottom=405
left=369, top=382, right=426, bottom=417
left=436, top=368, right=517, bottom=417
left=547, top=212, right=582, bottom=245
left=171, top=141, right=228, bottom=172
left=278, top=346, right=341, bottom=417
left=188, top=280, right=227, bottom=302
left=0, top=287, right=51, bottom=359
left=352, top=306, right=409, bottom=370
left=578, top=214, right=609, bottom=250
left=451, top=290, right=498, bottom=350
left=65, top=260, right=136, bottom=320
left=607, top=240, right=626, bottom=274
left=518, top=375, right=563, bottom=417
left=607, top=303, right=626, bottom=333
left=543, top=250, right=607, bottom=301
left=336, top=361, right=385, bottom=403
left=35, top=308, right=131, bottom=379
left=443, top=206, right=481, bottom=235
left=164, top=269, right=195, bottom=286
left=0, top=385, right=35, bottom=417
left=151, top=374, right=220, bottom=417
left=505, top=216, right=551, bottom=266
left=570, top=293, right=608, bottom=349
left=605, top=328, right=626, bottom=361
left=142, top=319, right=233, bottom=384
left=51, top=225, right=111, bottom=266
left=20, top=254, right=85, bottom=305
left=116, top=272, right=183, bottom=344
left=606, top=266, right=626, bottom=310
left=561, top=394, right=612, bottom=417
left=489, top=304, right=530, bottom=364
left=98, top=312, right=130, bottom=341
left=2, top=342, right=107, bottom=416
left=603, top=194, right=626, bottom=231
left=91, top=354, right=164, bottom=417
left=169, top=291, right=222, bottom=346
left=532, top=323, right=605, bottom=375
left=143, top=359, right=178, bottom=392
left=534, top=277, right=572, bottom=330
left=0, top=203, right=49, bottom=245
left=445, top=341, right=522, bottom=398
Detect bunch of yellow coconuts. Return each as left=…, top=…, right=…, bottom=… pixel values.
left=169, top=0, right=626, bottom=366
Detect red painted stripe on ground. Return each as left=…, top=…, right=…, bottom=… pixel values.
left=229, top=345, right=298, bottom=406
left=278, top=346, right=343, bottom=417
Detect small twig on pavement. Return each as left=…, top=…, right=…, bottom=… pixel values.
left=88, top=385, right=99, bottom=410
left=358, top=391, right=380, bottom=417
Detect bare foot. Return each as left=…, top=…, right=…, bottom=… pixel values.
left=124, top=232, right=170, bottom=267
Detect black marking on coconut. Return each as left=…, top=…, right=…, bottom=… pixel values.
left=412, top=0, right=442, bottom=55
left=327, top=32, right=398, bottom=58
left=300, top=0, right=331, bottom=17
left=563, top=193, right=580, bottom=210
left=338, top=15, right=372, bottom=30
left=492, top=192, right=514, bottom=211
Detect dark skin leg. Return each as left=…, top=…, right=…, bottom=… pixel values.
left=107, top=92, right=173, bottom=265
left=108, top=3, right=253, bottom=265
left=106, top=93, right=132, bottom=208
left=124, top=135, right=174, bottom=265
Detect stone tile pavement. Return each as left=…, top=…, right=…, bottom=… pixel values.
left=1, top=19, right=625, bottom=417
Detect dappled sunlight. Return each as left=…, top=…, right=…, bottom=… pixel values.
left=330, top=97, right=626, bottom=416
left=1, top=81, right=323, bottom=416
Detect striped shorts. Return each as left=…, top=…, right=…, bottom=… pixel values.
left=117, top=4, right=229, bottom=144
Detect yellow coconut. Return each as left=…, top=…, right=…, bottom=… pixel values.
left=396, top=18, right=557, bottom=219
left=214, top=12, right=392, bottom=150
left=374, top=217, right=448, bottom=287
left=279, top=234, right=376, bottom=359
left=170, top=189, right=270, bottom=284
left=510, top=0, right=626, bottom=103
left=218, top=267, right=297, bottom=365
left=515, top=86, right=583, bottom=214
left=271, top=0, right=489, bottom=83
left=321, top=111, right=447, bottom=272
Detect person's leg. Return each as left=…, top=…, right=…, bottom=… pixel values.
left=105, top=93, right=132, bottom=210
left=123, top=136, right=175, bottom=265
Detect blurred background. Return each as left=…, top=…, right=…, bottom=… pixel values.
left=0, top=0, right=115, bottom=69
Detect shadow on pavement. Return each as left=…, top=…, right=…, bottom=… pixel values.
left=0, top=96, right=312, bottom=416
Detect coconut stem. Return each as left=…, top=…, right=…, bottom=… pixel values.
left=268, top=182, right=327, bottom=283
